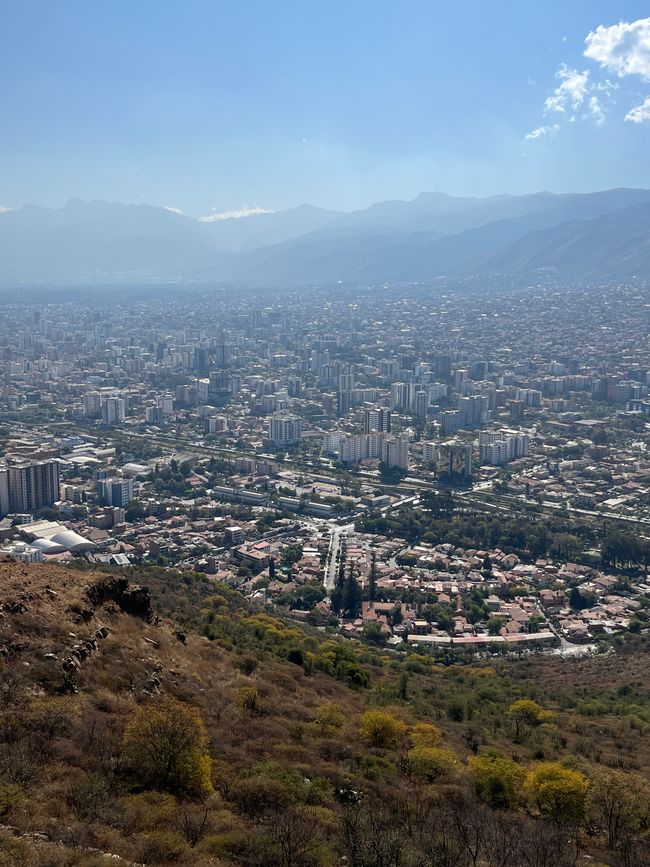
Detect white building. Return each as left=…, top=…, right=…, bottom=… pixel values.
left=381, top=435, right=409, bottom=470
left=268, top=412, right=302, bottom=448
left=0, top=541, right=43, bottom=563
left=422, top=441, right=439, bottom=464
left=338, top=432, right=383, bottom=464
left=479, top=430, right=530, bottom=466
left=157, top=394, right=174, bottom=416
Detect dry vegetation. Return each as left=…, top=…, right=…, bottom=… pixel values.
left=1, top=559, right=650, bottom=865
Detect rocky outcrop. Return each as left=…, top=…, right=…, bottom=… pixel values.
left=85, top=576, right=154, bottom=622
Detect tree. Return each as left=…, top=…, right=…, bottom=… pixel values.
left=122, top=697, right=213, bottom=797
left=569, top=586, right=597, bottom=611
left=268, top=557, right=276, bottom=579
left=408, top=746, right=456, bottom=782
left=411, top=723, right=442, bottom=748
left=422, top=490, right=454, bottom=518
left=524, top=763, right=588, bottom=824
left=313, top=701, right=345, bottom=736
left=468, top=752, right=525, bottom=809
left=281, top=544, right=303, bottom=569
left=487, top=617, right=506, bottom=636
left=362, top=621, right=387, bottom=646
left=589, top=769, right=650, bottom=850
left=359, top=710, right=407, bottom=749
left=342, top=566, right=361, bottom=619
left=368, top=551, right=377, bottom=602
left=125, top=499, right=146, bottom=522
left=508, top=699, right=554, bottom=738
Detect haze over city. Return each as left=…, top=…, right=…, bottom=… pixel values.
left=3, top=5, right=650, bottom=866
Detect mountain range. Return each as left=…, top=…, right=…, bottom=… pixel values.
left=2, top=188, right=650, bottom=286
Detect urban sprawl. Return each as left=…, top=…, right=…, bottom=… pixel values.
left=1, top=281, right=650, bottom=658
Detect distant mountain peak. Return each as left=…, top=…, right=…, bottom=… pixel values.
left=2, top=188, right=650, bottom=285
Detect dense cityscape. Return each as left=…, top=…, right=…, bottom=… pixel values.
left=2, top=279, right=649, bottom=659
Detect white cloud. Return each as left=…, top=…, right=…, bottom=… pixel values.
left=525, top=124, right=560, bottom=140
left=164, top=206, right=183, bottom=214
left=588, top=95, right=606, bottom=124
left=199, top=205, right=274, bottom=222
left=0, top=206, right=11, bottom=213
left=544, top=65, right=590, bottom=116
left=584, top=18, right=650, bottom=81
left=528, top=18, right=650, bottom=137
left=625, top=96, right=650, bottom=122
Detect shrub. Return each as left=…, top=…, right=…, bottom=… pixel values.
left=468, top=752, right=525, bottom=809
left=508, top=699, right=555, bottom=738
left=236, top=686, right=261, bottom=716
left=313, top=702, right=345, bottom=735
left=122, top=697, right=213, bottom=797
left=229, top=776, right=293, bottom=817
left=408, top=746, right=456, bottom=782
left=236, top=655, right=258, bottom=675
left=0, top=783, right=24, bottom=818
left=447, top=701, right=465, bottom=722
left=410, top=722, right=442, bottom=747
left=358, top=710, right=407, bottom=749
left=524, top=762, right=588, bottom=823
left=67, top=775, right=112, bottom=822
left=137, top=830, right=187, bottom=863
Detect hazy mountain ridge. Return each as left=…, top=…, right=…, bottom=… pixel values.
left=2, top=188, right=650, bottom=285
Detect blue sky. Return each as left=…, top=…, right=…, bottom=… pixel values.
left=2, top=1, right=650, bottom=215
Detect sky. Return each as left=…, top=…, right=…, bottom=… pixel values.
left=2, top=1, right=650, bottom=216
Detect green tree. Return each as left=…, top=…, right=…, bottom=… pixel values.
left=508, top=699, right=555, bottom=738
left=524, top=763, right=588, bottom=824
left=359, top=710, right=407, bottom=749
left=362, top=621, right=387, bottom=646
left=125, top=499, right=146, bottom=522
left=122, top=697, right=213, bottom=797
left=408, top=746, right=456, bottom=782
left=281, top=544, right=303, bottom=569
left=368, top=551, right=377, bottom=602
left=341, top=566, right=361, bottom=619
left=468, top=752, right=525, bottom=809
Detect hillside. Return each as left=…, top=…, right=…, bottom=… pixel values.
left=3, top=188, right=650, bottom=286
left=1, top=561, right=650, bottom=865
left=485, top=201, right=650, bottom=278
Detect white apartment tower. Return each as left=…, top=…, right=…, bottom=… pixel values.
left=268, top=413, right=302, bottom=448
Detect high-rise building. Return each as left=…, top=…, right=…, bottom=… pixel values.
left=458, top=394, right=490, bottom=428
left=98, top=477, right=134, bottom=508
left=338, top=432, right=383, bottom=464
left=479, top=430, right=529, bottom=466
left=390, top=382, right=409, bottom=411
left=83, top=391, right=102, bottom=417
left=437, top=441, right=473, bottom=479
left=381, top=435, right=409, bottom=470
left=413, top=390, right=428, bottom=419
left=364, top=407, right=392, bottom=434
left=8, top=460, right=61, bottom=513
left=205, top=414, right=228, bottom=434
left=102, top=396, right=126, bottom=424
left=435, top=353, right=452, bottom=382
left=268, top=413, right=302, bottom=448
left=0, top=468, right=9, bottom=517
left=421, top=441, right=439, bottom=464
left=157, top=394, right=174, bottom=416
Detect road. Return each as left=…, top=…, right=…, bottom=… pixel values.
left=324, top=522, right=355, bottom=596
